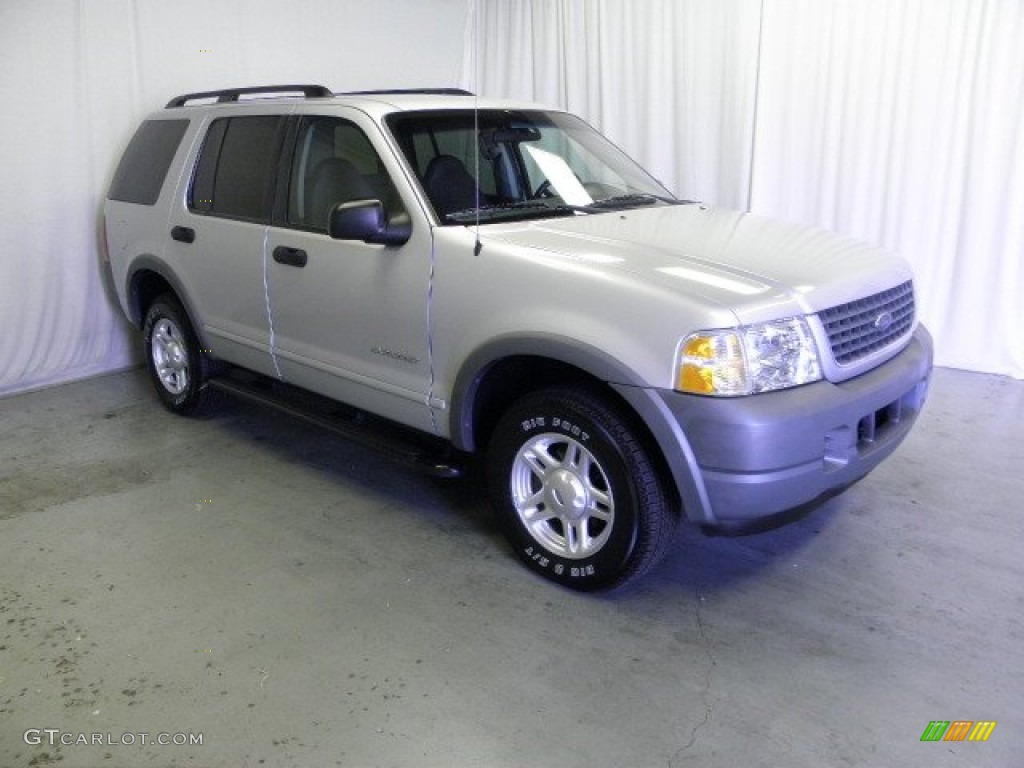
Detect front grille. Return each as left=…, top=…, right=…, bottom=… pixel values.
left=819, top=281, right=915, bottom=365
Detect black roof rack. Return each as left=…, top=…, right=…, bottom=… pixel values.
left=165, top=84, right=333, bottom=108
left=341, top=88, right=474, bottom=97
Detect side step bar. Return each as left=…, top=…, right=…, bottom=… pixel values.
left=207, top=374, right=464, bottom=479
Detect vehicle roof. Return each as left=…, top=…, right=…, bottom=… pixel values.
left=319, top=92, right=551, bottom=118
left=161, top=85, right=552, bottom=119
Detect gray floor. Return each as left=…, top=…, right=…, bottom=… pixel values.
left=0, top=367, right=1021, bottom=768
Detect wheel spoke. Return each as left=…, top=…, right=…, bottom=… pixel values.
left=565, top=519, right=588, bottom=555
left=577, top=451, right=592, bottom=476
left=561, top=440, right=580, bottom=469
left=522, top=451, right=549, bottom=479
left=524, top=439, right=562, bottom=478
left=525, top=508, right=559, bottom=528
left=526, top=515, right=560, bottom=544
left=519, top=488, right=546, bottom=512
left=586, top=502, right=611, bottom=523
left=153, top=326, right=171, bottom=350
left=586, top=485, right=611, bottom=513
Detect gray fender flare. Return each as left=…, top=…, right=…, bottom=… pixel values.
left=448, top=333, right=713, bottom=523
left=126, top=254, right=210, bottom=348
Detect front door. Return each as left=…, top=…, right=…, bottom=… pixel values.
left=265, top=112, right=435, bottom=433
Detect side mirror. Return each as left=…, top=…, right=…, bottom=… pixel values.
left=327, top=199, right=411, bottom=246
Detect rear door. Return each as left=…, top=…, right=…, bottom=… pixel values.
left=165, top=110, right=288, bottom=375
left=264, top=111, right=436, bottom=433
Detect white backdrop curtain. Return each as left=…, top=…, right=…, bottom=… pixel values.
left=0, top=0, right=467, bottom=396
left=463, top=0, right=1024, bottom=379
left=463, top=0, right=763, bottom=209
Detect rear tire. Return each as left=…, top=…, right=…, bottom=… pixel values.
left=486, top=387, right=676, bottom=590
left=143, top=294, right=220, bottom=416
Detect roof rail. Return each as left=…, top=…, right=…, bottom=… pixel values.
left=342, top=88, right=474, bottom=97
left=165, top=84, right=333, bottom=108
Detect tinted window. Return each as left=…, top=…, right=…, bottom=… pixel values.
left=108, top=119, right=189, bottom=205
left=189, top=116, right=283, bottom=221
left=189, top=119, right=226, bottom=213
left=287, top=116, right=402, bottom=231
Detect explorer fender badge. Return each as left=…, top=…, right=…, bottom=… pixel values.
left=372, top=346, right=420, bottom=365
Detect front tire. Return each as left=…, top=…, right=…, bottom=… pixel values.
left=486, top=388, right=676, bottom=590
left=143, top=294, right=220, bottom=415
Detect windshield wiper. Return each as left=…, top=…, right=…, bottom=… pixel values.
left=446, top=200, right=579, bottom=224
left=581, top=193, right=686, bottom=211
left=445, top=193, right=692, bottom=223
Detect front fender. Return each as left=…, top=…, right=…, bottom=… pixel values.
left=448, top=333, right=647, bottom=452
left=448, top=334, right=714, bottom=523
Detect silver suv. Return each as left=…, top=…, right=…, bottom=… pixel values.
left=104, top=84, right=933, bottom=590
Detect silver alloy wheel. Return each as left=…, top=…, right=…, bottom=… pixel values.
left=510, top=432, right=615, bottom=559
left=150, top=317, right=189, bottom=395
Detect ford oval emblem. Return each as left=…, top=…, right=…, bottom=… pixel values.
left=874, top=311, right=894, bottom=331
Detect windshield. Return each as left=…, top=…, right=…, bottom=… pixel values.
left=386, top=109, right=680, bottom=224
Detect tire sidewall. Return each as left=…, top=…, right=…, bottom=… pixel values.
left=488, top=393, right=641, bottom=590
left=143, top=299, right=201, bottom=412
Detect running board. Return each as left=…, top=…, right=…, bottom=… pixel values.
left=207, top=374, right=463, bottom=479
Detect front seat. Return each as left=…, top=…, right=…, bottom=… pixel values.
left=422, top=154, right=482, bottom=220
left=308, top=158, right=375, bottom=230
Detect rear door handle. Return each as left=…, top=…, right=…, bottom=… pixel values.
left=273, top=245, right=307, bottom=268
left=171, top=226, right=195, bottom=243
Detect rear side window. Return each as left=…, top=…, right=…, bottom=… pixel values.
left=108, top=119, right=189, bottom=205
left=190, top=116, right=284, bottom=221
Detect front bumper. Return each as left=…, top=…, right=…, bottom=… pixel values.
left=616, top=325, right=933, bottom=524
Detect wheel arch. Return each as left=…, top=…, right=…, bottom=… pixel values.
left=449, top=335, right=711, bottom=521
left=449, top=334, right=645, bottom=453
left=126, top=256, right=209, bottom=348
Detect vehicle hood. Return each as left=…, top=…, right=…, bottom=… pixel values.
left=482, top=204, right=913, bottom=325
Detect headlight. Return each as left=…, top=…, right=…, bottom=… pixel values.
left=676, top=317, right=822, bottom=396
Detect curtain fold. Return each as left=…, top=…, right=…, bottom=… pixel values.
left=463, top=0, right=1023, bottom=378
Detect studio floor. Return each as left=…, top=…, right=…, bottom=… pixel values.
left=0, top=366, right=1020, bottom=768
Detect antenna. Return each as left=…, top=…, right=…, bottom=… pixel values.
left=472, top=0, right=483, bottom=256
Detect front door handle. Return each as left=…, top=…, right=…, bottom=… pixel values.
left=273, top=245, right=307, bottom=268
left=171, top=226, right=195, bottom=243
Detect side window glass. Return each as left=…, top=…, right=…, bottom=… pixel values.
left=109, top=119, right=189, bottom=205
left=190, top=119, right=226, bottom=213
left=189, top=116, right=282, bottom=221
left=288, top=116, right=401, bottom=231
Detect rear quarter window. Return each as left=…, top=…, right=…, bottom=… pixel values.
left=108, top=119, right=190, bottom=205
